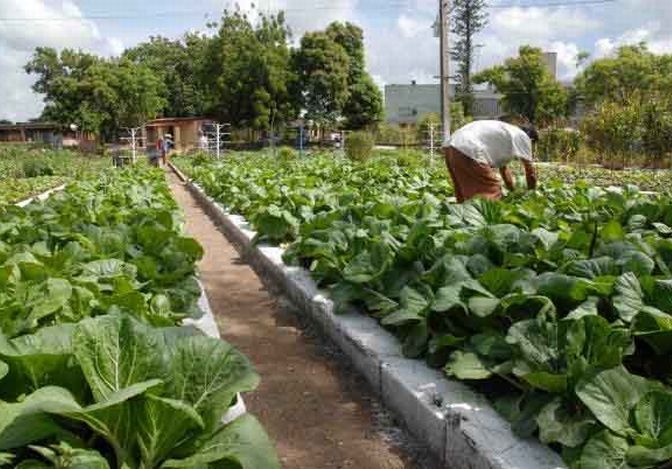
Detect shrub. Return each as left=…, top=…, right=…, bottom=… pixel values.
left=376, top=123, right=409, bottom=145
left=192, top=152, right=211, bottom=166
left=396, top=149, right=426, bottom=167
left=277, top=146, right=298, bottom=161
left=22, top=159, right=54, bottom=177
left=345, top=131, right=374, bottom=162
left=641, top=96, right=672, bottom=166
left=537, top=127, right=581, bottom=163
left=581, top=99, right=641, bottom=167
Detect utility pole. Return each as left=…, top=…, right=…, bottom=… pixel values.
left=439, top=0, right=452, bottom=145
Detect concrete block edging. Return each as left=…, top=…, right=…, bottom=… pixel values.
left=179, top=171, right=566, bottom=469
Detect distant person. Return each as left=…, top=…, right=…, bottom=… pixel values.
left=156, top=137, right=166, bottom=166
left=148, top=143, right=159, bottom=167
left=163, top=134, right=173, bottom=164
left=199, top=133, right=208, bottom=151
left=442, top=120, right=538, bottom=203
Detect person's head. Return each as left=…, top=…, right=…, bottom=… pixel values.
left=519, top=124, right=539, bottom=144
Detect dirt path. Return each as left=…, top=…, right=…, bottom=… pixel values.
left=168, top=173, right=436, bottom=469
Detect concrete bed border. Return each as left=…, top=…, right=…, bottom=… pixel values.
left=14, top=183, right=67, bottom=208
left=171, top=163, right=566, bottom=469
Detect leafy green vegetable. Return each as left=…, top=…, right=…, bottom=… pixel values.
left=181, top=152, right=672, bottom=467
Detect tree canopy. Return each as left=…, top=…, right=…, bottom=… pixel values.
left=200, top=11, right=297, bottom=131
left=575, top=43, right=672, bottom=108
left=123, top=34, right=209, bottom=117
left=474, top=45, right=568, bottom=125
left=295, top=22, right=382, bottom=128
left=25, top=47, right=165, bottom=138
left=24, top=11, right=382, bottom=136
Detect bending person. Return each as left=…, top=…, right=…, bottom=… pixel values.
left=442, top=120, right=537, bottom=203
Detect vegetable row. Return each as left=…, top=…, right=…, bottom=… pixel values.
left=0, top=168, right=279, bottom=468
left=180, top=152, right=672, bottom=469
left=0, top=146, right=110, bottom=205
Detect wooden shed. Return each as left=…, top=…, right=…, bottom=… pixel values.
left=143, top=117, right=214, bottom=152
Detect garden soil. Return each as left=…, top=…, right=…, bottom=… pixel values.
left=168, top=172, right=440, bottom=469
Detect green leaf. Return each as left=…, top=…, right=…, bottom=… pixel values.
left=576, top=366, right=653, bottom=436
left=507, top=318, right=560, bottom=373
left=577, top=430, right=635, bottom=469
left=0, top=387, right=81, bottom=450
left=444, top=351, right=492, bottom=380
left=27, top=443, right=111, bottom=469
left=617, top=251, right=655, bottom=277
left=601, top=219, right=625, bottom=242
left=166, top=335, right=259, bottom=431
left=136, top=395, right=205, bottom=468
left=467, top=296, right=500, bottom=318
left=563, top=257, right=617, bottom=279
left=402, top=321, right=430, bottom=358
left=382, top=286, right=429, bottom=326
left=0, top=325, right=85, bottom=401
left=534, top=272, right=590, bottom=308
left=161, top=414, right=280, bottom=469
left=522, top=372, right=567, bottom=393
left=634, top=391, right=672, bottom=448
left=647, top=279, right=672, bottom=313
left=613, top=273, right=644, bottom=322
left=626, top=443, right=672, bottom=467
left=536, top=398, right=595, bottom=447
left=73, top=315, right=165, bottom=401
left=632, top=307, right=672, bottom=355
left=565, top=297, right=599, bottom=320
left=431, top=283, right=466, bottom=313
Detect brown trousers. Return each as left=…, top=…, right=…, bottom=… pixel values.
left=444, top=147, right=502, bottom=203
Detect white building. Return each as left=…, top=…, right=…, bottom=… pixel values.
left=384, top=82, right=504, bottom=125
left=385, top=52, right=559, bottom=125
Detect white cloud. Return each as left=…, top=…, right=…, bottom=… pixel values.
left=0, top=0, right=123, bottom=121
left=594, top=23, right=672, bottom=59
left=397, top=14, right=427, bottom=38
left=490, top=7, right=598, bottom=41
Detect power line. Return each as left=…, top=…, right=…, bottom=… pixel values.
left=0, top=0, right=616, bottom=23
left=489, top=0, right=615, bottom=8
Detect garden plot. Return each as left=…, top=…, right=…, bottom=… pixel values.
left=0, top=146, right=109, bottom=205
left=176, top=151, right=672, bottom=469
left=0, top=167, right=279, bottom=468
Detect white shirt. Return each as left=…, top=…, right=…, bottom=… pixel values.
left=444, top=120, right=533, bottom=168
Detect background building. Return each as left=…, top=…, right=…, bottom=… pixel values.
left=384, top=82, right=504, bottom=125
left=143, top=117, right=214, bottom=152
left=386, top=51, right=560, bottom=126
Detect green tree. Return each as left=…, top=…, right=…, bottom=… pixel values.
left=25, top=47, right=165, bottom=139
left=575, top=43, right=672, bottom=108
left=450, top=0, right=488, bottom=115
left=123, top=34, right=209, bottom=117
left=202, top=10, right=296, bottom=131
left=474, top=45, right=568, bottom=125
left=326, top=22, right=383, bottom=129
left=293, top=31, right=350, bottom=125
left=341, top=74, right=383, bottom=129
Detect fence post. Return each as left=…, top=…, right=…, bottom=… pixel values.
left=429, top=123, right=435, bottom=163
left=215, top=124, right=221, bottom=160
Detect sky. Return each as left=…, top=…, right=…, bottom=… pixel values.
left=1, top=0, right=672, bottom=121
